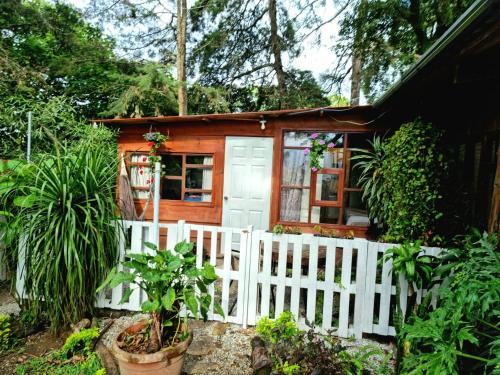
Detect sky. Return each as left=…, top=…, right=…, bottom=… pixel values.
left=65, top=0, right=350, bottom=99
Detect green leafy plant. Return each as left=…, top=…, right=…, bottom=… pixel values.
left=98, top=240, right=223, bottom=353
left=16, top=328, right=105, bottom=375
left=256, top=312, right=392, bottom=374
left=0, top=147, right=120, bottom=332
left=382, top=119, right=446, bottom=243
left=351, top=134, right=386, bottom=223
left=306, top=132, right=340, bottom=171
left=0, top=314, right=12, bottom=353
left=143, top=131, right=168, bottom=165
left=272, top=224, right=285, bottom=235
left=399, top=232, right=499, bottom=374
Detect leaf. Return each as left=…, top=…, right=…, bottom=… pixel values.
left=161, top=288, right=176, bottom=310
left=118, top=288, right=134, bottom=304
left=144, top=242, right=158, bottom=251
left=174, top=241, right=194, bottom=255
left=141, top=300, right=160, bottom=313
left=214, top=302, right=225, bottom=318
left=96, top=268, right=117, bottom=293
left=13, top=195, right=35, bottom=208
left=184, top=291, right=198, bottom=318
left=109, top=272, right=136, bottom=288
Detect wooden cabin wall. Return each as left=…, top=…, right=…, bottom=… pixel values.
left=115, top=112, right=383, bottom=237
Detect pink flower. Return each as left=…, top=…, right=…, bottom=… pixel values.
left=146, top=179, right=150, bottom=184
left=327, top=142, right=335, bottom=148
left=318, top=139, right=325, bottom=145
left=311, top=166, right=318, bottom=172
left=142, top=157, right=148, bottom=162
left=139, top=170, right=144, bottom=175
left=303, top=148, right=310, bottom=155
left=311, top=133, right=319, bottom=139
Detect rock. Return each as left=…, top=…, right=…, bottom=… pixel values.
left=71, top=318, right=91, bottom=332
left=211, top=322, right=228, bottom=336
left=189, top=320, right=205, bottom=330
left=187, top=335, right=215, bottom=356
left=184, top=361, right=218, bottom=374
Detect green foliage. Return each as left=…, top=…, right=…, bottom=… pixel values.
left=0, top=96, right=117, bottom=161
left=351, top=135, right=386, bottom=223
left=98, top=241, right=222, bottom=348
left=272, top=224, right=284, bottom=235
left=0, top=147, right=120, bottom=331
left=307, top=132, right=341, bottom=171
left=16, top=328, right=104, bottom=375
left=0, top=314, right=12, bottom=353
left=102, top=63, right=178, bottom=118
left=59, top=327, right=100, bottom=359
left=332, top=0, right=475, bottom=100
left=382, top=119, right=446, bottom=243
left=399, top=232, right=500, bottom=374
left=256, top=312, right=392, bottom=374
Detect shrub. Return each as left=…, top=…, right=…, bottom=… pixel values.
left=0, top=147, right=120, bottom=331
left=256, top=312, right=392, bottom=374
left=0, top=313, right=12, bottom=353
left=399, top=232, right=499, bottom=374
left=382, top=119, right=446, bottom=242
left=16, top=328, right=105, bottom=375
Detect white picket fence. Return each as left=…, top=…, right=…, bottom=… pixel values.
left=93, top=220, right=444, bottom=338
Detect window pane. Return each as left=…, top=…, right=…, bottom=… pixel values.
left=186, top=168, right=204, bottom=189
left=311, top=206, right=339, bottom=224
left=348, top=133, right=371, bottom=149
left=280, top=188, right=309, bottom=222
left=162, top=179, right=181, bottom=200
left=284, top=132, right=312, bottom=147
left=163, top=155, right=182, bottom=176
left=187, top=155, right=213, bottom=165
left=130, top=153, right=149, bottom=164
left=282, top=149, right=310, bottom=187
left=344, top=192, right=369, bottom=226
left=315, top=174, right=339, bottom=201
left=184, top=192, right=203, bottom=202
left=130, top=166, right=152, bottom=187
left=346, top=150, right=362, bottom=188
left=322, top=149, right=343, bottom=168
left=284, top=131, right=343, bottom=148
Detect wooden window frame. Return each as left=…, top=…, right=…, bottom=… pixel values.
left=126, top=152, right=214, bottom=205
left=278, top=131, right=370, bottom=227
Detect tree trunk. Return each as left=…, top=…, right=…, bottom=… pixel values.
left=408, top=0, right=426, bottom=54
left=350, top=52, right=362, bottom=106
left=349, top=0, right=366, bottom=106
left=268, top=0, right=287, bottom=109
left=176, top=0, right=188, bottom=115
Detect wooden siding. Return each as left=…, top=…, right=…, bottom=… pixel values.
left=114, top=112, right=384, bottom=236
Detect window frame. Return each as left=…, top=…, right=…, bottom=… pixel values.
left=278, top=130, right=369, bottom=227
left=126, top=152, right=214, bottom=205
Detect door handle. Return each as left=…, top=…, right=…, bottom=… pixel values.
left=224, top=196, right=228, bottom=200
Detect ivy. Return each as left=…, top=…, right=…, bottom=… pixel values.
left=382, top=119, right=446, bottom=243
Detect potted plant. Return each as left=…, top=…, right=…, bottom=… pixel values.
left=97, top=241, right=223, bottom=375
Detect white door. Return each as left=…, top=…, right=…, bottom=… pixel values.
left=222, top=136, right=274, bottom=230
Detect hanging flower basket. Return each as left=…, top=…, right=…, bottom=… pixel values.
left=143, top=132, right=168, bottom=164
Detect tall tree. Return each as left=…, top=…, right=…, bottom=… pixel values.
left=88, top=0, right=187, bottom=115
left=190, top=0, right=329, bottom=108
left=327, top=0, right=475, bottom=101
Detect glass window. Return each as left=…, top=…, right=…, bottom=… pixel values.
left=162, top=179, right=182, bottom=200
left=280, top=188, right=309, bottom=222
left=163, top=155, right=182, bottom=176
left=186, top=168, right=203, bottom=189
left=311, top=207, right=339, bottom=224
left=344, top=192, right=369, bottom=226
left=315, top=174, right=339, bottom=202
left=282, top=149, right=310, bottom=187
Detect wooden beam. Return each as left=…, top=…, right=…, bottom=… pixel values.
left=488, top=141, right=500, bottom=234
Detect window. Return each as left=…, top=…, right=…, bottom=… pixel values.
left=128, top=153, right=213, bottom=203
left=162, top=154, right=213, bottom=202
left=279, top=131, right=370, bottom=226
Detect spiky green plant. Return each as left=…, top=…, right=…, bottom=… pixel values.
left=350, top=135, right=386, bottom=224
left=1, top=147, right=120, bottom=331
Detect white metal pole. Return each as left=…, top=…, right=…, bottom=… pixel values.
left=27, top=111, right=32, bottom=162
left=152, top=161, right=161, bottom=248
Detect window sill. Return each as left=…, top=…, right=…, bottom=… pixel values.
left=133, top=199, right=215, bottom=208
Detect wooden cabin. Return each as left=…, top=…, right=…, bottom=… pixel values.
left=98, top=107, right=386, bottom=238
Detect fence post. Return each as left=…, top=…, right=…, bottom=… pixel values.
left=239, top=225, right=253, bottom=328
left=16, top=235, right=27, bottom=299
left=177, top=220, right=185, bottom=243
left=353, top=238, right=368, bottom=339
left=246, top=230, right=262, bottom=326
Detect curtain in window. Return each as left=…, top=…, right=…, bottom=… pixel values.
left=130, top=154, right=152, bottom=199
left=202, top=156, right=213, bottom=202
left=280, top=150, right=309, bottom=221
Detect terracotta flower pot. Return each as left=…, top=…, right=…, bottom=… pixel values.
left=112, top=320, right=193, bottom=375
